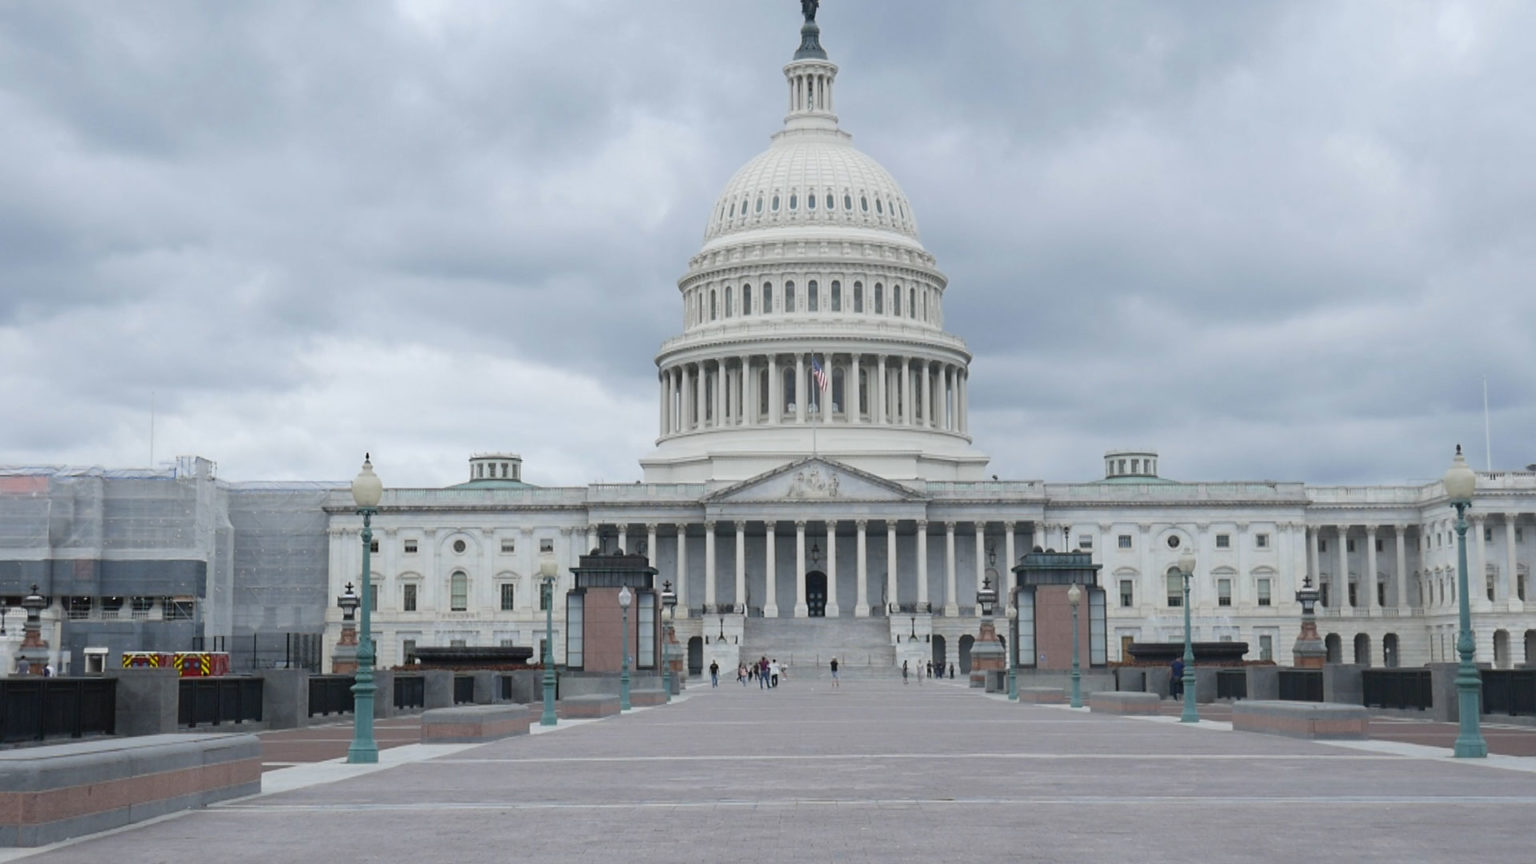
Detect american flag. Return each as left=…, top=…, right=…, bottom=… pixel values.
left=811, top=356, right=829, bottom=392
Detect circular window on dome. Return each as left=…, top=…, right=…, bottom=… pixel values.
left=755, top=196, right=763, bottom=213
left=453, top=539, right=467, bottom=554
left=1166, top=535, right=1181, bottom=550
left=843, top=194, right=852, bottom=210
left=772, top=195, right=780, bottom=212
left=789, top=193, right=798, bottom=211
left=860, top=196, right=869, bottom=212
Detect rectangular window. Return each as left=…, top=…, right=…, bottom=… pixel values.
left=404, top=539, right=418, bottom=554
left=1215, top=534, right=1230, bottom=549
left=539, top=538, right=554, bottom=554
left=403, top=583, right=417, bottom=612
left=1118, top=535, right=1133, bottom=549
left=369, top=539, right=380, bottom=554
left=451, top=573, right=468, bottom=611
left=131, top=596, right=155, bottom=619
left=539, top=587, right=550, bottom=612
left=1485, top=528, right=1493, bottom=542
left=500, top=583, right=516, bottom=611
left=1347, top=582, right=1357, bottom=606
left=1118, top=580, right=1133, bottom=608
left=403, top=639, right=417, bottom=664
left=1255, top=533, right=1270, bottom=548
left=450, top=639, right=467, bottom=648
left=1217, top=579, right=1232, bottom=607
left=68, top=596, right=92, bottom=620
left=1375, top=538, right=1384, bottom=552
left=165, top=597, right=192, bottom=621
left=1319, top=539, right=1327, bottom=553
left=808, top=280, right=819, bottom=311
left=831, top=281, right=841, bottom=312
left=1257, top=579, right=1272, bottom=607
left=1078, top=536, right=1093, bottom=550
left=854, top=283, right=863, bottom=313
left=370, top=583, right=378, bottom=612
left=500, top=538, right=515, bottom=554
left=1166, top=573, right=1183, bottom=607
left=1259, top=635, right=1273, bottom=662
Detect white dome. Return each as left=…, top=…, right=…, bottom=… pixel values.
left=704, top=132, right=921, bottom=243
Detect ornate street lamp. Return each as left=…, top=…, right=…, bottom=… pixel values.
left=661, top=580, right=678, bottom=703
left=1006, top=588, right=1019, bottom=701
left=618, top=585, right=633, bottom=711
left=0, top=599, right=7, bottom=636
left=347, top=454, right=383, bottom=764
left=1067, top=582, right=1083, bottom=708
left=539, top=553, right=560, bottom=726
left=1444, top=444, right=1487, bottom=758
left=333, top=582, right=360, bottom=674
left=1178, top=550, right=1198, bottom=724
left=976, top=575, right=997, bottom=617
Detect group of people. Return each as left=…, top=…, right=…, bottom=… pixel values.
left=900, top=660, right=955, bottom=683
left=715, top=656, right=786, bottom=688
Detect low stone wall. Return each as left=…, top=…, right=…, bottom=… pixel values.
left=630, top=689, right=667, bottom=708
left=557, top=695, right=620, bottom=719
left=0, top=733, right=261, bottom=847
left=1232, top=700, right=1369, bottom=740
left=1018, top=687, right=1065, bottom=704
left=421, top=705, right=533, bottom=743
left=1088, top=692, right=1161, bottom=716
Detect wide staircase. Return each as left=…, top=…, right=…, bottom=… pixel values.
left=739, top=617, right=899, bottom=680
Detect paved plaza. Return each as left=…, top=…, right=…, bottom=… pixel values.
left=7, top=680, right=1536, bottom=863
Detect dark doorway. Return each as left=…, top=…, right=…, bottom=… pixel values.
left=806, top=571, right=827, bottom=617
left=687, top=636, right=703, bottom=677
left=959, top=634, right=975, bottom=674
left=931, top=634, right=947, bottom=673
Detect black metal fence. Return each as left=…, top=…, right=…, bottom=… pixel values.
left=1216, top=669, right=1247, bottom=700
left=226, top=632, right=323, bottom=673
left=1362, top=669, right=1433, bottom=710
left=1277, top=669, right=1324, bottom=702
left=0, top=677, right=117, bottom=743
left=453, top=675, right=475, bottom=705
left=394, top=674, right=425, bottom=710
left=179, top=677, right=263, bottom=728
left=308, top=675, right=355, bottom=717
left=1480, top=669, right=1536, bottom=717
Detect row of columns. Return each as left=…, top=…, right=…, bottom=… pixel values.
left=659, top=353, right=968, bottom=437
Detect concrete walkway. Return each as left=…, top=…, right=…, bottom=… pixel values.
left=6, top=680, right=1535, bottom=863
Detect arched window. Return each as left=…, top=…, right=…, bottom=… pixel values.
left=755, top=196, right=763, bottom=213
left=729, top=201, right=736, bottom=218
left=893, top=286, right=902, bottom=317
left=762, top=282, right=773, bottom=314
left=789, top=192, right=798, bottom=211
left=784, top=281, right=796, bottom=313
left=807, top=192, right=816, bottom=210
left=831, top=280, right=841, bottom=312
left=771, top=194, right=780, bottom=212
left=909, top=287, right=916, bottom=317
left=853, top=282, right=863, bottom=313
left=782, top=367, right=797, bottom=413
left=808, top=280, right=819, bottom=312
left=875, top=198, right=883, bottom=214
left=860, top=195, right=869, bottom=212
left=874, top=283, right=884, bottom=314
left=742, top=284, right=752, bottom=315
left=450, top=571, right=469, bottom=611
left=1166, top=568, right=1184, bottom=607
left=825, top=192, right=834, bottom=210
left=832, top=368, right=845, bottom=414
left=759, top=368, right=770, bottom=415
left=843, top=193, right=852, bottom=211
left=858, top=369, right=869, bottom=415
left=725, top=288, right=733, bottom=317
left=710, top=289, right=717, bottom=321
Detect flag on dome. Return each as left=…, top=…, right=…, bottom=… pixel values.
left=812, top=356, right=829, bottom=392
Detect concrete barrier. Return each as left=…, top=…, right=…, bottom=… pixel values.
left=0, top=733, right=261, bottom=847
left=1232, top=700, right=1369, bottom=740
left=1088, top=692, right=1161, bottom=716
left=1018, top=687, right=1065, bottom=704
left=630, top=689, right=667, bottom=707
left=557, top=695, right=620, bottom=719
left=421, top=704, right=533, bottom=743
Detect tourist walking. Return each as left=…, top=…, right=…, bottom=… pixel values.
left=769, top=658, right=781, bottom=688
left=829, top=657, right=839, bottom=687
left=709, top=660, right=719, bottom=687
left=901, top=660, right=909, bottom=684
left=758, top=656, right=770, bottom=689
left=1169, top=658, right=1185, bottom=700
left=737, top=663, right=748, bottom=685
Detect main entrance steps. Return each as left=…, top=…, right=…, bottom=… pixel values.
left=739, top=617, right=898, bottom=679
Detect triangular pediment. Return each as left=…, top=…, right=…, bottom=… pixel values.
left=704, top=458, right=924, bottom=503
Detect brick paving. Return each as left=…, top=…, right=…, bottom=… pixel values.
left=7, top=680, right=1535, bottom=863
left=257, top=716, right=422, bottom=770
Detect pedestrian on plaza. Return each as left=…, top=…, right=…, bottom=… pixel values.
left=16, top=658, right=29, bottom=676
left=948, top=662, right=955, bottom=679
left=925, top=660, right=934, bottom=679
left=759, top=656, right=770, bottom=689
left=829, top=657, right=839, bottom=687
left=1169, top=658, right=1184, bottom=700
left=737, top=663, right=748, bottom=685
left=769, top=658, right=781, bottom=688
left=901, top=660, right=909, bottom=684
left=709, top=660, right=720, bottom=688
left=43, top=663, right=54, bottom=678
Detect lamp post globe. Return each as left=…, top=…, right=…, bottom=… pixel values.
left=538, top=553, right=560, bottom=726
left=1067, top=582, right=1083, bottom=708
left=1177, top=550, right=1198, bottom=724
left=618, top=585, right=633, bottom=711
left=347, top=454, right=382, bottom=764
left=1444, top=444, right=1487, bottom=758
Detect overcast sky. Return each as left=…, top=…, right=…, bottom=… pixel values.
left=2, top=1, right=1532, bottom=489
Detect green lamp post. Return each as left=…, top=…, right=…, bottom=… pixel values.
left=1178, top=550, right=1198, bottom=724
left=618, top=585, right=633, bottom=711
left=1006, top=587, right=1019, bottom=701
left=1444, top=444, right=1487, bottom=758
left=660, top=580, right=677, bottom=703
left=347, top=454, right=383, bottom=764
left=539, top=553, right=559, bottom=726
left=1067, top=582, right=1083, bottom=708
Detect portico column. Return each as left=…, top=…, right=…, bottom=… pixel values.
left=795, top=355, right=806, bottom=423
left=1307, top=527, right=1320, bottom=601
left=618, top=525, right=629, bottom=554
left=887, top=522, right=900, bottom=613
left=704, top=521, right=717, bottom=609
left=958, top=370, right=968, bottom=434
left=794, top=520, right=809, bottom=617
left=875, top=355, right=887, bottom=425
left=973, top=522, right=986, bottom=607
left=695, top=363, right=706, bottom=432
left=679, top=365, right=691, bottom=429
left=713, top=360, right=725, bottom=428
left=735, top=521, right=747, bottom=611
left=1505, top=515, right=1519, bottom=606
left=850, top=355, right=862, bottom=424
left=855, top=520, right=869, bottom=617
left=825, top=522, right=839, bottom=617
left=944, top=521, right=959, bottom=616
left=743, top=356, right=756, bottom=426
left=587, top=526, right=598, bottom=554
left=675, top=524, right=689, bottom=612
left=645, top=522, right=658, bottom=566
left=921, top=361, right=932, bottom=427
left=1337, top=527, right=1352, bottom=613
left=1003, top=521, right=1016, bottom=611
left=1364, top=526, right=1378, bottom=615
left=768, top=355, right=780, bottom=425
left=658, top=372, right=667, bottom=436
left=764, top=522, right=779, bottom=617
left=900, top=359, right=911, bottom=425
left=1394, top=527, right=1407, bottom=610
left=1471, top=515, right=1489, bottom=609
